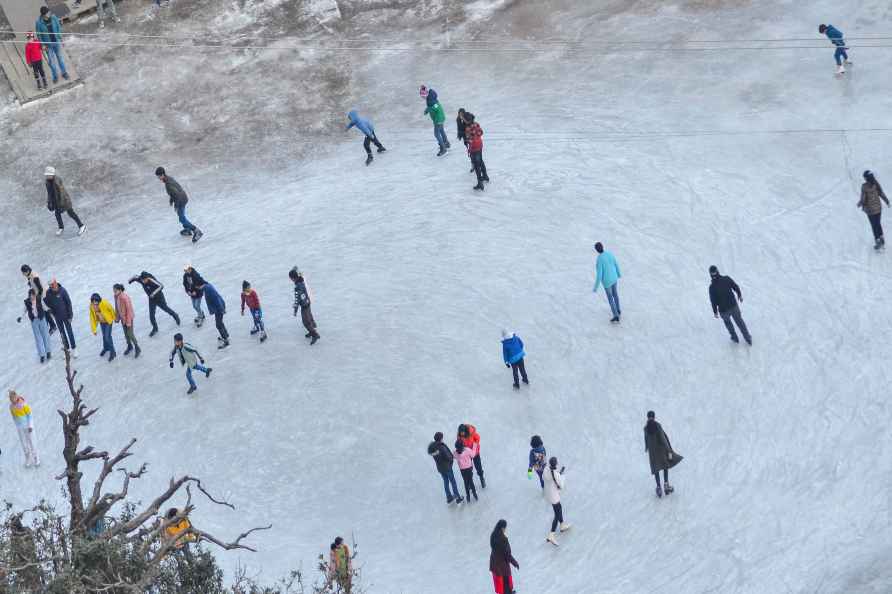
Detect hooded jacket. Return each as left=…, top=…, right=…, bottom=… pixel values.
left=824, top=24, right=845, bottom=45
left=501, top=333, right=525, bottom=365
left=44, top=284, right=73, bottom=321
left=859, top=181, right=889, bottom=215
left=458, top=424, right=481, bottom=452
left=423, top=89, right=446, bottom=125
left=542, top=465, right=565, bottom=505
left=454, top=442, right=479, bottom=470
left=346, top=111, right=375, bottom=137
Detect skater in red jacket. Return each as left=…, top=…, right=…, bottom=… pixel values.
left=24, top=33, right=47, bottom=90
left=464, top=112, right=489, bottom=191
left=240, top=280, right=267, bottom=342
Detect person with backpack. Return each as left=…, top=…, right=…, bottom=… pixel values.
left=593, top=242, right=622, bottom=323
left=464, top=112, right=489, bottom=190
left=182, top=264, right=207, bottom=326
left=9, top=390, right=39, bottom=468
left=289, top=267, right=320, bottom=345
left=644, top=410, right=683, bottom=498
left=128, top=271, right=181, bottom=337
left=240, top=280, right=267, bottom=342
left=169, top=333, right=212, bottom=394
left=527, top=435, right=547, bottom=488
left=708, top=265, right=751, bottom=345
left=346, top=110, right=385, bottom=166
left=24, top=32, right=47, bottom=90
left=89, top=293, right=117, bottom=362
left=818, top=24, right=851, bottom=74
left=420, top=85, right=449, bottom=156
left=489, top=519, right=519, bottom=594
left=113, top=283, right=141, bottom=358
left=858, top=170, right=890, bottom=250
left=18, top=289, right=53, bottom=363
left=501, top=329, right=528, bottom=390
left=543, top=456, right=571, bottom=546
left=44, top=167, right=86, bottom=237
left=44, top=278, right=75, bottom=356
left=428, top=432, right=462, bottom=504
left=457, top=423, right=485, bottom=488
left=328, top=537, right=353, bottom=592
left=454, top=438, right=479, bottom=503
left=155, top=167, right=203, bottom=242
left=195, top=280, right=229, bottom=349
left=35, top=6, right=68, bottom=84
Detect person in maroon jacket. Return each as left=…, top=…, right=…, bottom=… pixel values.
left=464, top=112, right=489, bottom=191
left=24, top=32, right=47, bottom=90
left=240, top=281, right=266, bottom=342
left=489, top=519, right=518, bottom=594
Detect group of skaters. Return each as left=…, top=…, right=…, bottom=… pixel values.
left=14, top=263, right=321, bottom=393
left=346, top=84, right=490, bottom=191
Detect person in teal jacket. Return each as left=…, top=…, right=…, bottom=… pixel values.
left=593, top=242, right=622, bottom=322
left=35, top=7, right=68, bottom=84
left=420, top=85, right=449, bottom=156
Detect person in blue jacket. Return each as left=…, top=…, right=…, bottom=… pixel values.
left=196, top=280, right=229, bottom=349
left=35, top=7, right=69, bottom=84
left=819, top=24, right=851, bottom=74
left=527, top=435, right=547, bottom=488
left=593, top=242, right=622, bottom=323
left=346, top=110, right=386, bottom=166
left=501, top=329, right=528, bottom=390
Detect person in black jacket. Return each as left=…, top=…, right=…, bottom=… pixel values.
left=708, top=265, right=751, bottom=346
left=44, top=278, right=76, bottom=355
left=156, top=167, right=203, bottom=242
left=457, top=108, right=475, bottom=174
left=128, top=271, right=181, bottom=336
left=21, top=265, right=56, bottom=334
left=644, top=410, right=683, bottom=498
left=182, top=264, right=206, bottom=326
left=489, top=519, right=519, bottom=594
left=289, top=267, right=320, bottom=344
left=428, top=432, right=463, bottom=504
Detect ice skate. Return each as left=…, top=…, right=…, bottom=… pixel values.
left=730, top=335, right=739, bottom=344
left=836, top=64, right=846, bottom=75
left=187, top=386, right=197, bottom=395
left=77, top=224, right=87, bottom=236
left=473, top=183, right=485, bottom=191
left=217, top=339, right=230, bottom=350
left=191, top=229, right=203, bottom=243
left=559, top=522, right=572, bottom=532
left=259, top=331, right=268, bottom=342
left=108, top=352, right=116, bottom=362
left=250, top=327, right=260, bottom=335
left=180, top=229, right=193, bottom=236
left=664, top=483, right=674, bottom=495
left=377, top=147, right=386, bottom=153
left=310, top=334, right=319, bottom=345
left=305, top=332, right=312, bottom=338
left=522, top=378, right=529, bottom=385
left=134, top=346, right=141, bottom=358
left=124, top=345, right=133, bottom=356
left=70, top=348, right=78, bottom=359
left=205, top=368, right=213, bottom=378
left=55, top=228, right=64, bottom=236
left=480, top=476, right=486, bottom=489
left=610, top=316, right=619, bottom=323
left=513, top=383, right=520, bottom=390
left=436, top=147, right=447, bottom=157
left=874, top=239, right=883, bottom=251
left=656, top=485, right=663, bottom=498
left=149, top=327, right=158, bottom=337
left=546, top=532, right=559, bottom=546
left=365, top=154, right=373, bottom=166
left=45, top=352, right=51, bottom=361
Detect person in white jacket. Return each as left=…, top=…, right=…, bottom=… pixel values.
left=9, top=389, right=39, bottom=467
left=542, top=456, right=570, bottom=545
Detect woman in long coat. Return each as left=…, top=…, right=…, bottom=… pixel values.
left=644, top=410, right=682, bottom=498
left=489, top=519, right=519, bottom=594
left=858, top=170, right=890, bottom=250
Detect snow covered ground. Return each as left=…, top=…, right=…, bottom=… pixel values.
left=3, top=0, right=892, bottom=592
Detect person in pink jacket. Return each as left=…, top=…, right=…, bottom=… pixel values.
left=454, top=439, right=479, bottom=503
left=113, top=284, right=141, bottom=358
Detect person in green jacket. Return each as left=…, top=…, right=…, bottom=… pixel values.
left=420, top=85, right=450, bottom=156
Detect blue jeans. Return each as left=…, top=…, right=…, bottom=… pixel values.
left=191, top=296, right=205, bottom=318
left=434, top=123, right=448, bottom=149
left=250, top=308, right=265, bottom=332
left=31, top=318, right=52, bottom=358
left=176, top=205, right=196, bottom=232
left=186, top=364, right=209, bottom=388
left=44, top=43, right=67, bottom=81
left=100, top=322, right=115, bottom=354
left=439, top=469, right=460, bottom=501
left=605, top=283, right=621, bottom=318
left=833, top=43, right=848, bottom=65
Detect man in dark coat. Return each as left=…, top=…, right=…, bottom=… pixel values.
left=489, top=519, right=519, bottom=594
left=45, top=166, right=85, bottom=236
left=128, top=271, right=181, bottom=336
left=290, top=267, right=320, bottom=345
left=182, top=264, right=207, bottom=325
left=195, top=280, right=229, bottom=348
left=708, top=265, right=752, bottom=345
left=44, top=278, right=76, bottom=354
left=156, top=167, right=203, bottom=242
left=427, top=432, right=462, bottom=504
left=644, top=410, right=682, bottom=498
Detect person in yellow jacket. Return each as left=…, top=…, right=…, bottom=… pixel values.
left=89, top=293, right=117, bottom=362
left=9, top=390, right=39, bottom=467
left=164, top=508, right=198, bottom=550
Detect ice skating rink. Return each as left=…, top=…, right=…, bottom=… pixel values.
left=2, top=0, right=891, bottom=592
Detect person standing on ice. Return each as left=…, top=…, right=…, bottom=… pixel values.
left=289, top=267, right=320, bottom=345
left=128, top=271, right=181, bottom=337
left=708, top=265, right=751, bottom=345
left=464, top=112, right=489, bottom=191
left=195, top=280, right=229, bottom=349
left=644, top=410, right=682, bottom=498
left=819, top=24, right=851, bottom=75
left=527, top=435, right=547, bottom=488
left=858, top=170, right=890, bottom=250
left=169, top=333, right=212, bottom=395
left=44, top=279, right=76, bottom=356
left=454, top=438, right=480, bottom=503
left=89, top=293, right=117, bottom=362
left=489, top=519, right=519, bottom=594
left=592, top=242, right=622, bottom=323
left=182, top=264, right=206, bottom=326
left=346, top=110, right=385, bottom=166
left=45, top=167, right=86, bottom=237
left=21, top=265, right=56, bottom=334
left=543, top=456, right=571, bottom=546
left=24, top=32, right=48, bottom=90
left=18, top=289, right=53, bottom=363
left=458, top=423, right=485, bottom=488
left=9, top=390, right=39, bottom=467
left=420, top=85, right=449, bottom=156
left=328, top=537, right=353, bottom=592
left=240, top=281, right=267, bottom=342
left=501, top=329, right=529, bottom=390
left=113, top=284, right=141, bottom=358
left=35, top=7, right=68, bottom=84
left=457, top=108, right=474, bottom=173
left=155, top=167, right=203, bottom=243
left=428, top=431, right=463, bottom=504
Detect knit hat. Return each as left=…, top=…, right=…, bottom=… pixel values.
left=647, top=410, right=655, bottom=419
left=709, top=265, right=719, bottom=277
left=242, top=280, right=250, bottom=290
left=419, top=85, right=428, bottom=97
left=44, top=166, right=55, bottom=177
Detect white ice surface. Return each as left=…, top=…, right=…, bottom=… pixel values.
left=3, top=0, right=892, bottom=592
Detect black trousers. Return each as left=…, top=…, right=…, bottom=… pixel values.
left=550, top=502, right=563, bottom=532
left=868, top=212, right=884, bottom=240
left=363, top=134, right=384, bottom=154
left=511, top=359, right=528, bottom=386
left=54, top=208, right=83, bottom=229
left=472, top=453, right=484, bottom=480
left=470, top=150, right=488, bottom=184
left=653, top=468, right=669, bottom=487
left=214, top=311, right=229, bottom=340
left=57, top=318, right=76, bottom=349
left=148, top=294, right=179, bottom=330
left=459, top=467, right=477, bottom=501
left=31, top=61, right=47, bottom=84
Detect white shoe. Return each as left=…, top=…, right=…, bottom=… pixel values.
left=559, top=522, right=572, bottom=532
left=546, top=532, right=558, bottom=546
left=78, top=224, right=87, bottom=235
left=32, top=457, right=40, bottom=467
left=55, top=228, right=64, bottom=236
left=71, top=348, right=78, bottom=359
left=99, top=21, right=105, bottom=28
left=837, top=64, right=846, bottom=74
left=24, top=460, right=32, bottom=468
left=114, top=16, right=121, bottom=22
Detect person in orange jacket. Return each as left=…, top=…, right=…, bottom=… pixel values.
left=457, top=423, right=485, bottom=488
left=24, top=32, right=47, bottom=90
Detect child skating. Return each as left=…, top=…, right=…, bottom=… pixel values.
left=169, top=333, right=212, bottom=395
left=346, top=110, right=386, bottom=166
left=528, top=435, right=547, bottom=488
left=240, top=281, right=267, bottom=342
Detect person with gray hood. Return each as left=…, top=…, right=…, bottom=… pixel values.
left=44, top=167, right=86, bottom=237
